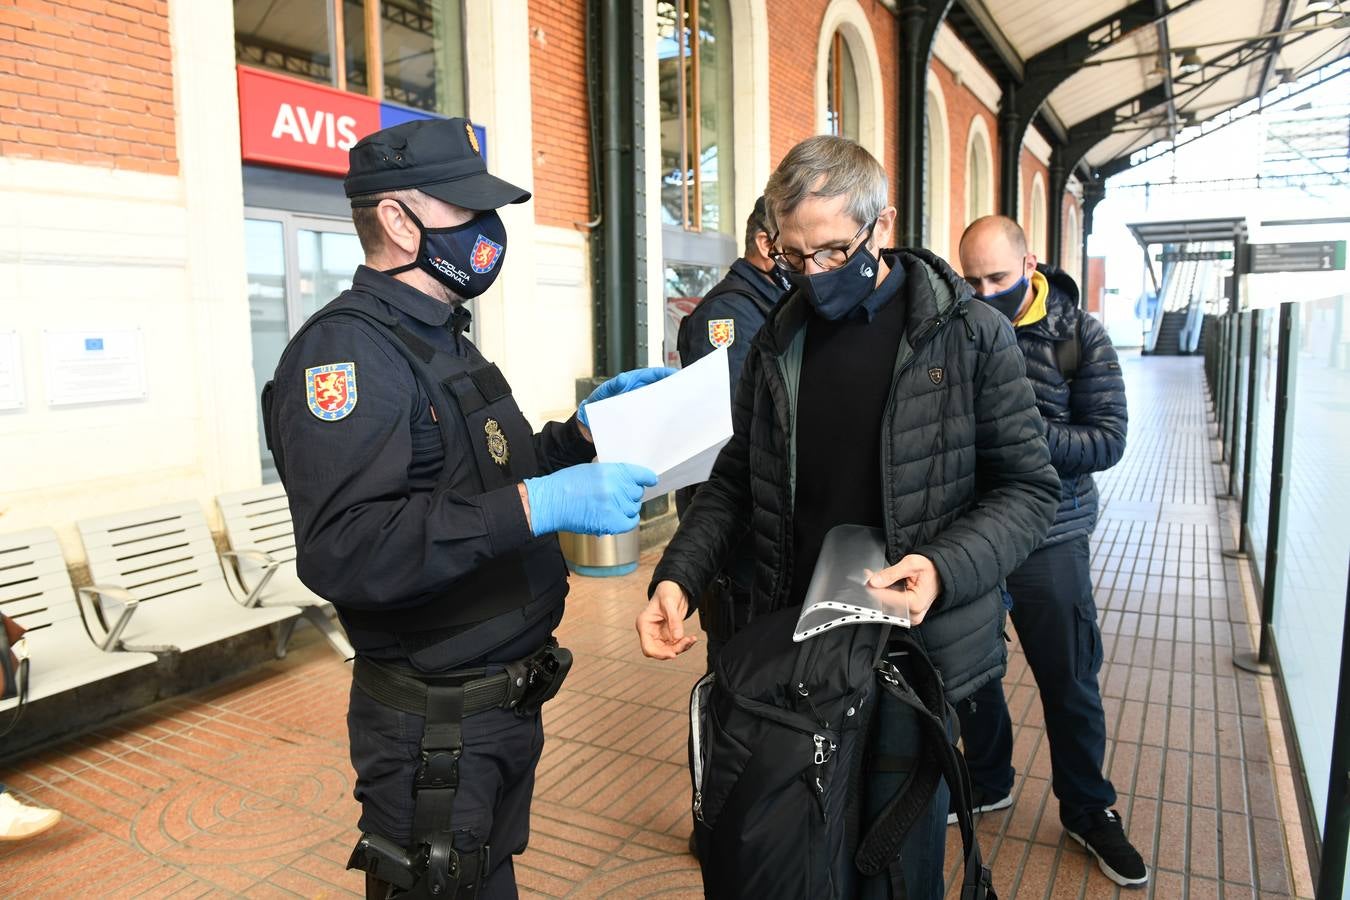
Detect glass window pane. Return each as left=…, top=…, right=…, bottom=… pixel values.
left=1247, top=309, right=1277, bottom=574
left=967, top=138, right=987, bottom=223
left=657, top=1, right=689, bottom=228
left=1231, top=312, right=1251, bottom=491
left=837, top=36, right=858, bottom=142
left=234, top=0, right=334, bottom=86
left=1030, top=187, right=1045, bottom=258
left=664, top=262, right=721, bottom=367
left=698, top=0, right=734, bottom=233
left=344, top=0, right=370, bottom=94
left=1273, top=295, right=1350, bottom=835
left=383, top=2, right=465, bottom=114
left=244, top=219, right=289, bottom=483
left=297, top=229, right=364, bottom=322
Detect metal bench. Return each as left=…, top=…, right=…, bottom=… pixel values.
left=0, top=527, right=157, bottom=711
left=216, top=484, right=354, bottom=660
left=76, top=501, right=301, bottom=656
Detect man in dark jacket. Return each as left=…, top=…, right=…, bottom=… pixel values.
left=675, top=195, right=788, bottom=663
left=636, top=136, right=1060, bottom=898
left=957, top=215, right=1142, bottom=887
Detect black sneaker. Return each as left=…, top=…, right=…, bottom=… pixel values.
left=945, top=787, right=1012, bottom=825
left=1066, top=809, right=1149, bottom=887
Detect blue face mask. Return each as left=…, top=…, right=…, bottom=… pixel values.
left=975, top=266, right=1030, bottom=321
left=358, top=199, right=509, bottom=299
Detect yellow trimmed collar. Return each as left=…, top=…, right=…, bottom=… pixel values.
left=1014, top=270, right=1050, bottom=327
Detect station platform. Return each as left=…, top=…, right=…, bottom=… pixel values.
left=0, top=352, right=1315, bottom=898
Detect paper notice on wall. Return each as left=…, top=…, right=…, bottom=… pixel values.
left=585, top=347, right=734, bottom=501
left=0, top=332, right=24, bottom=411
left=44, top=329, right=148, bottom=407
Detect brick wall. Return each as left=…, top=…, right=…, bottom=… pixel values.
left=0, top=0, right=176, bottom=174
left=931, top=57, right=999, bottom=259
left=766, top=0, right=899, bottom=206
left=528, top=0, right=592, bottom=230
left=767, top=0, right=825, bottom=173
left=867, top=2, right=898, bottom=208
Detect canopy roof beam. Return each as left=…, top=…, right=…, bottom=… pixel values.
left=996, top=0, right=1199, bottom=218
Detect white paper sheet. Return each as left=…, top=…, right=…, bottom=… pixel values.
left=586, top=347, right=734, bottom=501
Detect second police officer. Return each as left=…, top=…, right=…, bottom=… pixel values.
left=265, top=117, right=673, bottom=900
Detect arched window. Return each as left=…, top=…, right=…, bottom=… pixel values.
left=657, top=0, right=735, bottom=234
left=923, top=75, right=950, bottom=258
left=814, top=2, right=884, bottom=159
left=965, top=117, right=993, bottom=224
left=1029, top=173, right=1047, bottom=259
left=1065, top=203, right=1081, bottom=279
left=826, top=31, right=859, bottom=141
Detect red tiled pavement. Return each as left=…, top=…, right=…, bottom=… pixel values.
left=0, top=354, right=1316, bottom=898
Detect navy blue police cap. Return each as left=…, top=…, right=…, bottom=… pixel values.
left=344, top=117, right=531, bottom=211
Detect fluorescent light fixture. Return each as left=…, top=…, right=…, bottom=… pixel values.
left=1176, top=49, right=1203, bottom=75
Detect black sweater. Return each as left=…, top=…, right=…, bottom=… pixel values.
left=790, top=261, right=907, bottom=605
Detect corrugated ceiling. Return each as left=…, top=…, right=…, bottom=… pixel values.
left=971, top=0, right=1350, bottom=171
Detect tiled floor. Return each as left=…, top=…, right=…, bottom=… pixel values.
left=0, top=352, right=1315, bottom=898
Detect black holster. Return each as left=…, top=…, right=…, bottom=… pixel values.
left=346, top=641, right=572, bottom=898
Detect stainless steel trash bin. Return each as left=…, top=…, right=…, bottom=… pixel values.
left=556, top=528, right=640, bottom=577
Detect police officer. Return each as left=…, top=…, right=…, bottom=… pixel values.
left=265, top=117, right=672, bottom=900
left=674, top=196, right=788, bottom=664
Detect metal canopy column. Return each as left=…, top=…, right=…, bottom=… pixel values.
left=896, top=0, right=954, bottom=249
left=1078, top=175, right=1105, bottom=307
left=593, top=0, right=645, bottom=376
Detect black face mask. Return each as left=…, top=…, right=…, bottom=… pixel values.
left=355, top=199, right=509, bottom=299
left=975, top=276, right=1028, bottom=321
left=974, top=258, right=1031, bottom=321
left=787, top=242, right=881, bottom=321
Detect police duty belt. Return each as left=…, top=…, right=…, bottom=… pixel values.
left=352, top=641, right=572, bottom=718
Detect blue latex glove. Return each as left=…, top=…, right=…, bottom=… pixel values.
left=524, top=462, right=659, bottom=536
left=577, top=367, right=679, bottom=428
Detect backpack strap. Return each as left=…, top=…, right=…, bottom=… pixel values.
left=1054, top=312, right=1083, bottom=381
left=856, top=638, right=996, bottom=900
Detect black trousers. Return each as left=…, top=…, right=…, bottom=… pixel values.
left=348, top=681, right=544, bottom=899
left=955, top=535, right=1116, bottom=832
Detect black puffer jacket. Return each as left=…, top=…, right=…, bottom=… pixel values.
left=1016, top=266, right=1127, bottom=545
left=653, top=249, right=1061, bottom=701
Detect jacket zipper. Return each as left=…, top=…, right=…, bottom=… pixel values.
left=690, top=672, right=714, bottom=823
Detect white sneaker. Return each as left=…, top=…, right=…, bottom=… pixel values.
left=0, top=792, right=61, bottom=841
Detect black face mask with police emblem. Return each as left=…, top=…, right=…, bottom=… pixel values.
left=356, top=199, right=509, bottom=299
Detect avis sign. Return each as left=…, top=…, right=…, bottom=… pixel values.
left=237, top=66, right=485, bottom=177
left=238, top=67, right=380, bottom=175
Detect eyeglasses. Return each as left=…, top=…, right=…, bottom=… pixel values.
left=770, top=219, right=875, bottom=274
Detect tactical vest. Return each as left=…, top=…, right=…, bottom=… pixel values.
left=262, top=289, right=569, bottom=671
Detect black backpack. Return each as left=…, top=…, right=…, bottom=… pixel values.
left=689, top=606, right=995, bottom=899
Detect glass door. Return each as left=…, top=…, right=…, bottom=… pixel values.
left=244, top=208, right=363, bottom=482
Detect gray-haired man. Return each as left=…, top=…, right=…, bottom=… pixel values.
left=636, top=135, right=1059, bottom=897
